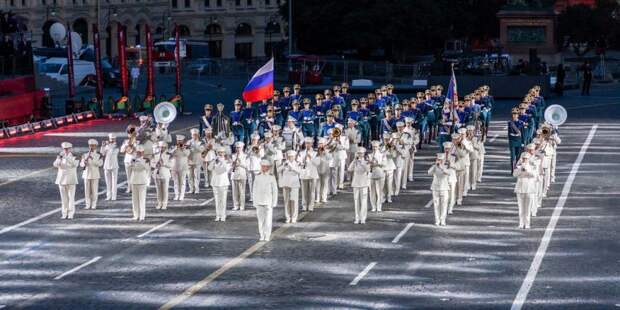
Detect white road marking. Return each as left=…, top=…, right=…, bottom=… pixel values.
left=392, top=223, right=414, bottom=243
left=489, top=133, right=499, bottom=143
left=0, top=181, right=128, bottom=236
left=349, top=262, right=377, bottom=286
left=423, top=199, right=433, bottom=209
left=0, top=167, right=54, bottom=187
left=45, top=132, right=126, bottom=137
left=511, top=124, right=597, bottom=310
left=53, top=256, right=102, bottom=280
left=137, top=220, right=174, bottom=238
left=200, top=197, right=215, bottom=206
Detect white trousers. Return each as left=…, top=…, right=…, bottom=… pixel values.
left=58, top=184, right=76, bottom=219
left=247, top=171, right=258, bottom=200
left=469, top=159, right=479, bottom=190
left=407, top=155, right=415, bottom=181
left=131, top=184, right=147, bottom=220
left=551, top=153, right=557, bottom=182
left=477, top=156, right=484, bottom=182
left=400, top=160, right=409, bottom=189
left=464, top=165, right=471, bottom=194
left=329, top=167, right=338, bottom=194
left=394, top=166, right=404, bottom=194
left=456, top=170, right=466, bottom=203
left=188, top=165, right=201, bottom=193
left=213, top=186, right=228, bottom=220
left=104, top=168, right=118, bottom=200
left=335, top=159, right=346, bottom=188
left=447, top=182, right=456, bottom=213
left=202, top=162, right=211, bottom=188
left=383, top=171, right=394, bottom=202
left=516, top=193, right=532, bottom=227
left=83, top=178, right=99, bottom=209
left=232, top=179, right=246, bottom=210
left=255, top=204, right=273, bottom=240
left=172, top=169, right=188, bottom=200
left=154, top=177, right=170, bottom=209
left=124, top=163, right=133, bottom=193
left=316, top=174, right=330, bottom=203
left=300, top=179, right=316, bottom=211
left=283, top=187, right=299, bottom=222
left=353, top=187, right=368, bottom=223
left=432, top=190, right=449, bottom=225
left=370, top=177, right=384, bottom=211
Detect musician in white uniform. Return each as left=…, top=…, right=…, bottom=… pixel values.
left=231, top=142, right=249, bottom=211
left=299, top=137, right=319, bottom=211
left=466, top=125, right=480, bottom=191
left=120, top=132, right=136, bottom=193
left=315, top=138, right=332, bottom=204
left=279, top=150, right=301, bottom=223
left=429, top=153, right=450, bottom=226
left=152, top=141, right=172, bottom=210
left=209, top=147, right=231, bottom=221
left=246, top=133, right=264, bottom=201
left=54, top=142, right=79, bottom=219
left=202, top=128, right=217, bottom=188
left=382, top=133, right=397, bottom=203
left=171, top=135, right=190, bottom=201
left=282, top=116, right=304, bottom=151
left=252, top=160, right=279, bottom=241
left=394, top=122, right=411, bottom=191
left=80, top=139, right=103, bottom=209
left=348, top=147, right=370, bottom=224
left=345, top=119, right=361, bottom=181
left=333, top=124, right=350, bottom=190
left=187, top=128, right=205, bottom=194
left=129, top=146, right=149, bottom=221
left=442, top=142, right=458, bottom=215
left=404, top=117, right=419, bottom=182
left=369, top=141, right=386, bottom=212
left=101, top=134, right=119, bottom=200
left=514, top=152, right=536, bottom=229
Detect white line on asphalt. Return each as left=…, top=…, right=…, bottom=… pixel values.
left=53, top=256, right=102, bottom=280
left=349, top=262, right=377, bottom=286
left=0, top=167, right=54, bottom=187
left=423, top=199, right=432, bottom=209
left=489, top=133, right=499, bottom=143
left=0, top=181, right=128, bottom=236
left=392, top=223, right=414, bottom=243
left=137, top=220, right=174, bottom=238
left=511, top=124, right=597, bottom=310
left=200, top=197, right=215, bottom=206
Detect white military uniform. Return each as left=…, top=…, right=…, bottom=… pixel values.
left=443, top=142, right=458, bottom=214
left=405, top=124, right=419, bottom=181
left=209, top=154, right=231, bottom=221
left=129, top=154, right=149, bottom=220
left=187, top=133, right=205, bottom=194
left=120, top=138, right=136, bottom=193
left=54, top=146, right=79, bottom=219
left=454, top=135, right=473, bottom=205
left=252, top=168, right=278, bottom=241
left=514, top=153, right=537, bottom=229
left=369, top=145, right=386, bottom=212
left=80, top=146, right=103, bottom=210
left=345, top=125, right=361, bottom=180
left=298, top=145, right=319, bottom=211
left=333, top=129, right=350, bottom=190
left=428, top=156, right=450, bottom=226
left=231, top=149, right=249, bottom=210
left=101, top=136, right=119, bottom=200
left=246, top=141, right=264, bottom=201
left=278, top=154, right=301, bottom=223
left=348, top=152, right=370, bottom=224
left=171, top=136, right=190, bottom=200
left=382, top=142, right=397, bottom=203
left=315, top=146, right=332, bottom=203
left=151, top=144, right=172, bottom=209
left=468, top=134, right=481, bottom=191
left=474, top=135, right=486, bottom=183
left=395, top=129, right=412, bottom=190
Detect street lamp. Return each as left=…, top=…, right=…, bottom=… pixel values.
left=265, top=15, right=277, bottom=57
left=45, top=4, right=57, bottom=20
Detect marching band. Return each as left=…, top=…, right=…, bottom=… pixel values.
left=51, top=82, right=563, bottom=239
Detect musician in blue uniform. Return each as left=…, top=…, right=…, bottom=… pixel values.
left=423, top=90, right=437, bottom=143
left=358, top=98, right=372, bottom=148
left=480, top=86, right=493, bottom=136
left=437, top=117, right=452, bottom=153
left=508, top=108, right=524, bottom=173
left=288, top=100, right=302, bottom=126
left=199, top=104, right=214, bottom=137
left=258, top=107, right=276, bottom=138
left=322, top=89, right=335, bottom=112
left=341, top=83, right=352, bottom=108
left=272, top=90, right=283, bottom=127
left=300, top=98, right=316, bottom=139
left=386, top=84, right=399, bottom=106
left=280, top=86, right=293, bottom=122
left=367, top=93, right=380, bottom=140
left=290, top=84, right=304, bottom=104
left=242, top=100, right=257, bottom=145
left=258, top=98, right=270, bottom=120
left=230, top=99, right=245, bottom=143
left=394, top=104, right=405, bottom=124
left=314, top=93, right=327, bottom=133
left=381, top=107, right=396, bottom=136
left=332, top=85, right=346, bottom=117
left=319, top=112, right=337, bottom=137
left=518, top=103, right=532, bottom=145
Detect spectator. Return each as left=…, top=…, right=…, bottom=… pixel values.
left=581, top=60, right=592, bottom=96
left=130, top=64, right=140, bottom=89
left=555, top=64, right=566, bottom=97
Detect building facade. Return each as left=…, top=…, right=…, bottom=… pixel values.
left=0, top=0, right=285, bottom=59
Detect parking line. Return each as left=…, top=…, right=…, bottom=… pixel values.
left=511, top=124, right=597, bottom=310
left=0, top=181, right=128, bottom=236
left=137, top=220, right=174, bottom=238
left=392, top=223, right=414, bottom=244
left=349, top=262, right=377, bottom=286
left=54, top=256, right=102, bottom=280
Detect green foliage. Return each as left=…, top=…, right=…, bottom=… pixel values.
left=557, top=0, right=620, bottom=49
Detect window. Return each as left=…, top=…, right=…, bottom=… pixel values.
left=41, top=0, right=46, bottom=5
left=507, top=26, right=546, bottom=44
left=265, top=0, right=270, bottom=5
left=235, top=0, right=240, bottom=6
left=204, top=0, right=209, bottom=7
left=246, top=0, right=252, bottom=6
left=235, top=43, right=252, bottom=59
left=22, top=0, right=25, bottom=6
left=235, top=23, right=252, bottom=36
left=172, top=0, right=177, bottom=8
left=184, top=0, right=190, bottom=8
left=216, top=0, right=222, bottom=6
left=10, top=0, right=15, bottom=6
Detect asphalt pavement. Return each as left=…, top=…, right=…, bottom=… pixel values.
left=0, top=84, right=618, bottom=309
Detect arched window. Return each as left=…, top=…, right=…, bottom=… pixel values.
left=204, top=23, right=222, bottom=36
left=235, top=23, right=252, bottom=36
left=73, top=18, right=89, bottom=45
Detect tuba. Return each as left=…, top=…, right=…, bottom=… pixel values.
left=544, top=104, right=567, bottom=127
left=153, top=101, right=178, bottom=125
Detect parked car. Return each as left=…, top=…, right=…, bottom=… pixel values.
left=39, top=57, right=95, bottom=87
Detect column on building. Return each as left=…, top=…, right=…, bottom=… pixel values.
left=221, top=27, right=235, bottom=59
left=253, top=25, right=266, bottom=58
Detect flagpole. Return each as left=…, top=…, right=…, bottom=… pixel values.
left=450, top=63, right=456, bottom=134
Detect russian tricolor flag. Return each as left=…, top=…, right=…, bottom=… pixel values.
left=242, top=58, right=274, bottom=103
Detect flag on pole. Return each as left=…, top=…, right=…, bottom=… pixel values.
left=242, top=58, right=274, bottom=103
left=446, top=65, right=458, bottom=104
left=66, top=23, right=75, bottom=98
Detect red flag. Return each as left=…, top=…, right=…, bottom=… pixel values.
left=117, top=22, right=129, bottom=97
left=174, top=24, right=181, bottom=96
left=145, top=24, right=154, bottom=98
left=93, top=24, right=104, bottom=102
left=66, top=23, right=75, bottom=98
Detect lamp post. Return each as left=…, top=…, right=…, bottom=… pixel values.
left=45, top=4, right=57, bottom=21
left=265, top=15, right=277, bottom=57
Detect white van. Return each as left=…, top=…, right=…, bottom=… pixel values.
left=39, top=57, right=96, bottom=87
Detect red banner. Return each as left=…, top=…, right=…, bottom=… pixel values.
left=145, top=24, right=154, bottom=98
left=174, top=24, right=181, bottom=96
left=93, top=24, right=104, bottom=102
left=117, top=22, right=129, bottom=97
left=66, top=23, right=75, bottom=98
